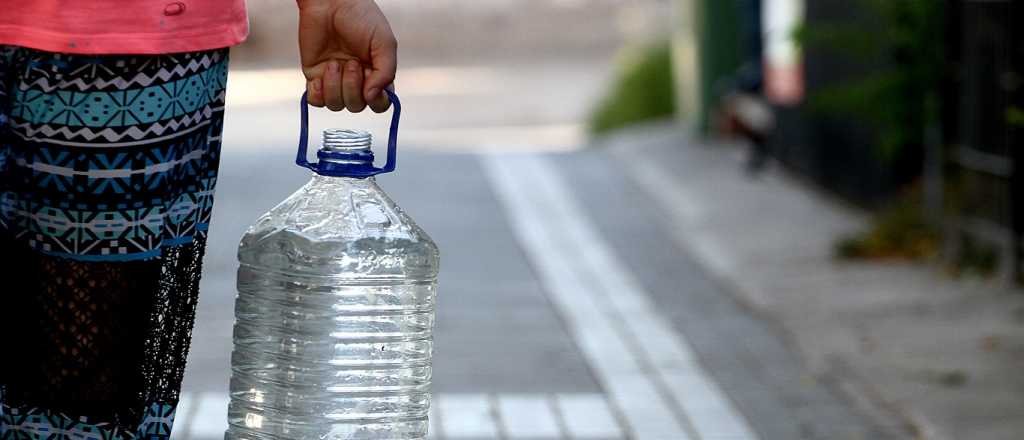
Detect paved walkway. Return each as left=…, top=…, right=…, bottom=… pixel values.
left=174, top=392, right=624, bottom=440
left=174, top=137, right=896, bottom=439
left=170, top=0, right=1024, bottom=430
left=606, top=125, right=1024, bottom=440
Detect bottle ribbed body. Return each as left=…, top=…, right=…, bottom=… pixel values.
left=226, top=174, right=439, bottom=440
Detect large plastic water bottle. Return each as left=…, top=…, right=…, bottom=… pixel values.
left=226, top=91, right=440, bottom=440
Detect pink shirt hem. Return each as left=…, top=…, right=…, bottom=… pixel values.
left=0, top=1, right=249, bottom=55
left=0, top=23, right=248, bottom=55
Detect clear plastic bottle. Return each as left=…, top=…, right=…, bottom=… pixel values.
left=226, top=125, right=439, bottom=440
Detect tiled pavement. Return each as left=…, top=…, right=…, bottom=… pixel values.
left=174, top=140, right=894, bottom=438
left=173, top=392, right=624, bottom=440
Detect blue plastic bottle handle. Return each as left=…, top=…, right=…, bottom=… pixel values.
left=295, top=88, right=402, bottom=177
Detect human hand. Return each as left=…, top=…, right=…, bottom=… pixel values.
left=298, top=0, right=397, bottom=112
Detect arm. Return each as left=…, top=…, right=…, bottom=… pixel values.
left=298, top=0, right=397, bottom=113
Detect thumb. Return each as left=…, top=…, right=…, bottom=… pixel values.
left=363, top=35, right=398, bottom=101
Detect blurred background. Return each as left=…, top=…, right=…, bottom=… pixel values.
left=172, top=1, right=1024, bottom=439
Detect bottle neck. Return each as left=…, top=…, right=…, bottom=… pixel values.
left=314, top=129, right=376, bottom=177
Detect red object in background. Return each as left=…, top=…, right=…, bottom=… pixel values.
left=765, top=61, right=804, bottom=105
left=762, top=0, right=805, bottom=105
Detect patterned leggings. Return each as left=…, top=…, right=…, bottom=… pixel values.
left=0, top=46, right=228, bottom=439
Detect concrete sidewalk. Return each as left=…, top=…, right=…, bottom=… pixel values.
left=609, top=122, right=1024, bottom=440
left=173, top=127, right=896, bottom=439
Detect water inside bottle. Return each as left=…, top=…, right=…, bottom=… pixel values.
left=226, top=130, right=440, bottom=440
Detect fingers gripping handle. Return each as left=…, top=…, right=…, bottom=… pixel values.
left=296, top=88, right=402, bottom=177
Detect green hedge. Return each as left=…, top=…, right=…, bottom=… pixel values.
left=589, top=43, right=676, bottom=135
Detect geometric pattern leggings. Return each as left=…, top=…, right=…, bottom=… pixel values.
left=0, top=45, right=228, bottom=439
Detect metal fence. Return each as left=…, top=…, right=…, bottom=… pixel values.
left=765, top=0, right=1022, bottom=282
left=768, top=0, right=917, bottom=206
left=949, top=0, right=1022, bottom=282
